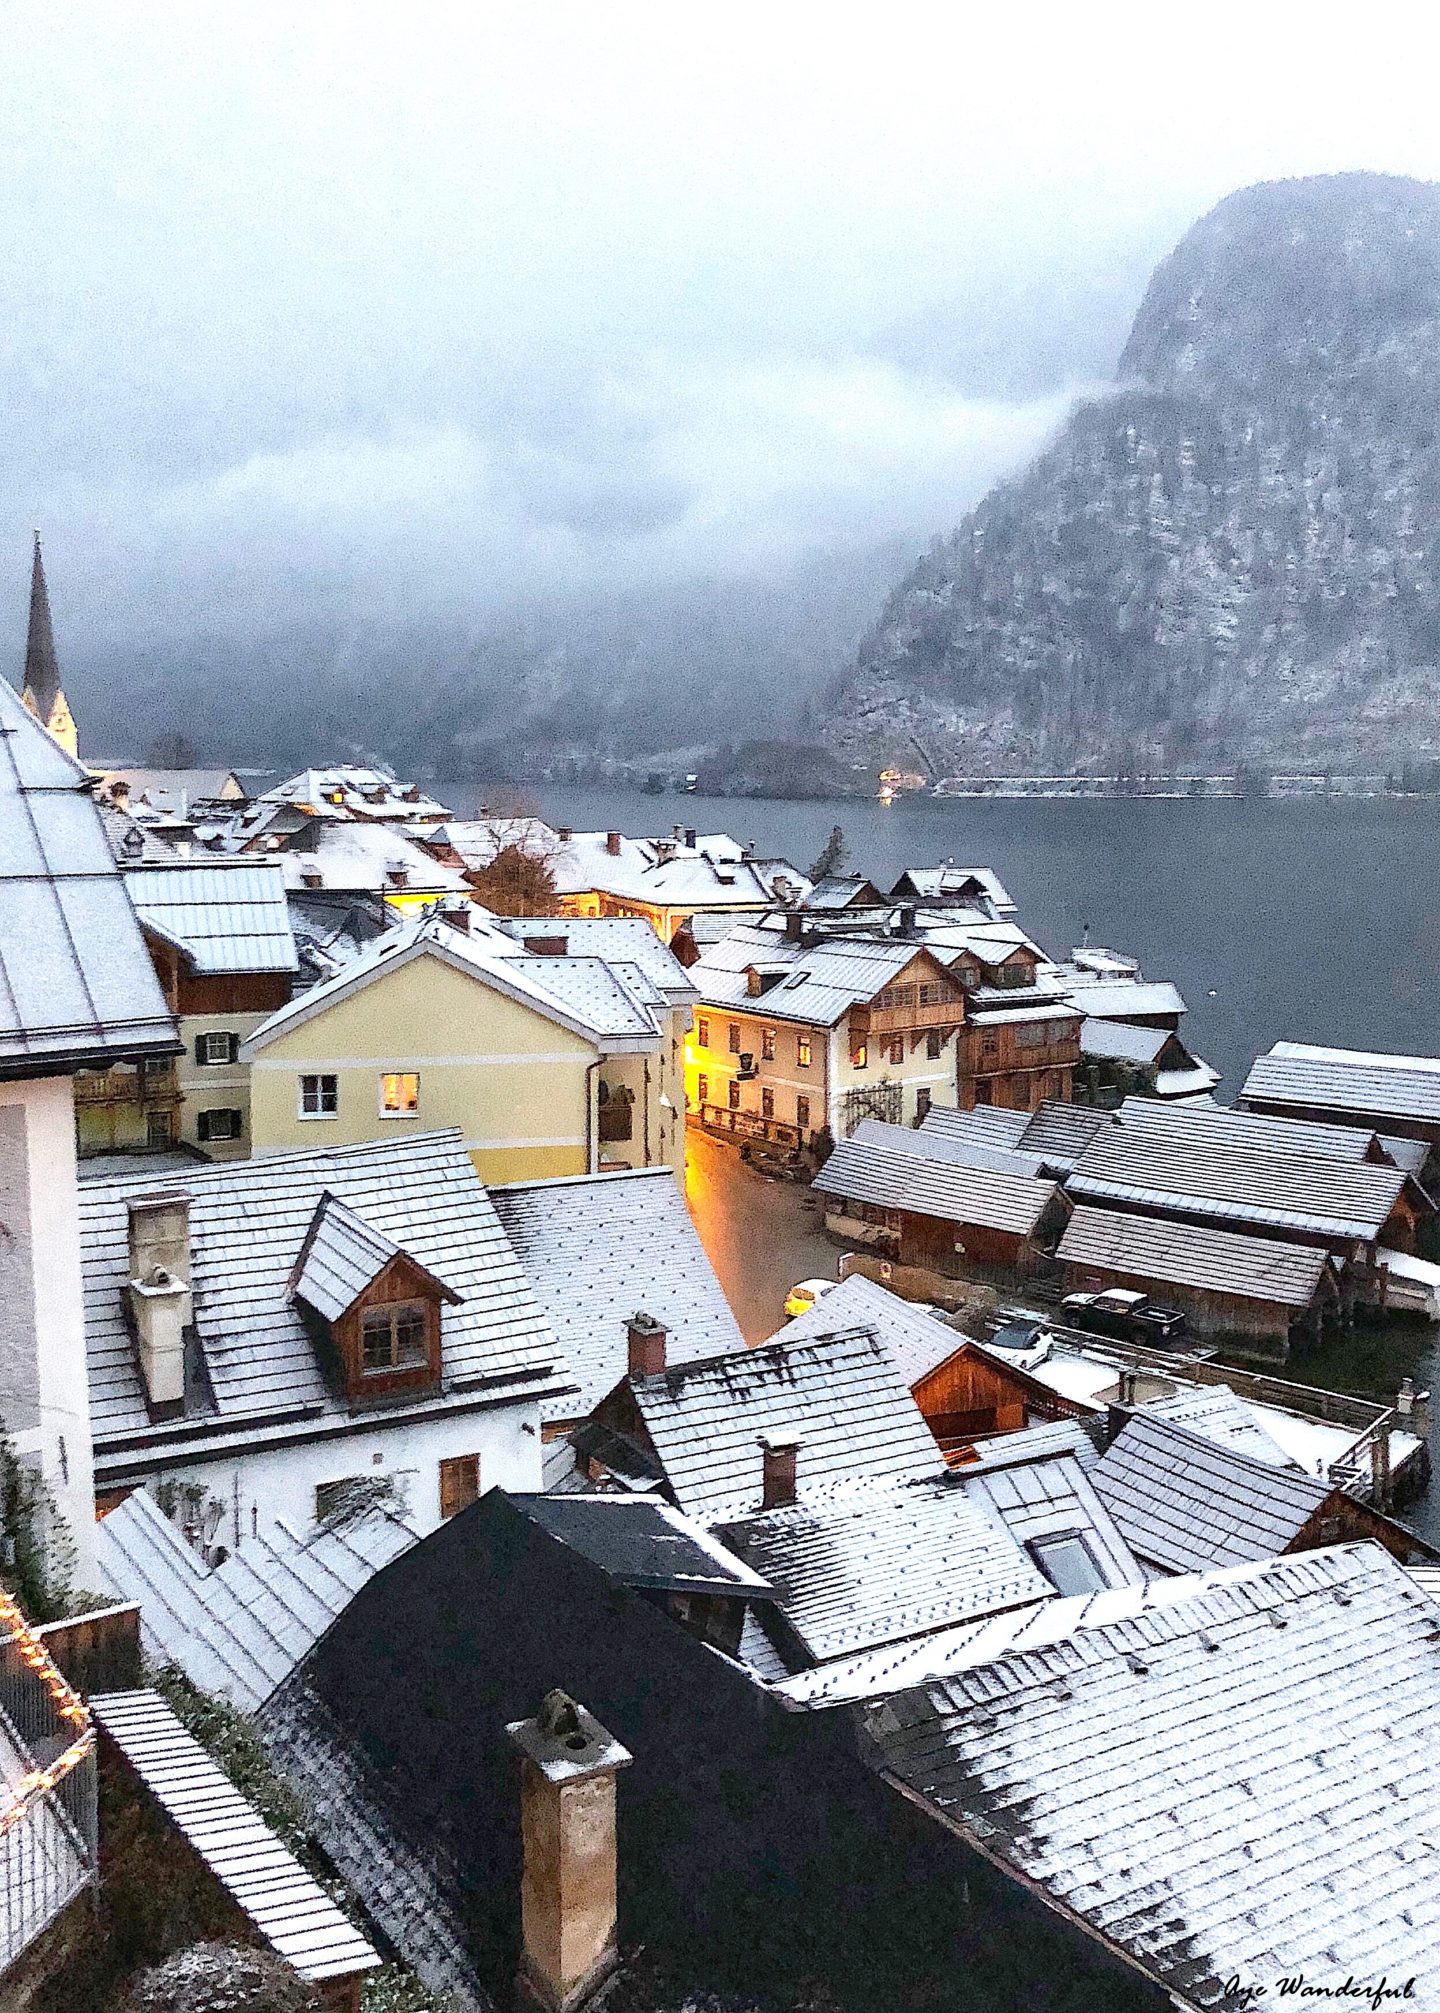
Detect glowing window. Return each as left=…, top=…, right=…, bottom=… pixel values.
left=380, top=1071, right=420, bottom=1117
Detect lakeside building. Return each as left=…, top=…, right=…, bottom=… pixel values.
left=78, top=1128, right=562, bottom=1544
left=0, top=680, right=179, bottom=1584
left=1242, top=1039, right=1440, bottom=1151
left=242, top=913, right=684, bottom=1185
left=260, top=766, right=452, bottom=827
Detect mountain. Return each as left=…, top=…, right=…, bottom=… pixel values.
left=826, top=174, right=1440, bottom=776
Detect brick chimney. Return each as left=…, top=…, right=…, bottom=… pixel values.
left=525, top=935, right=569, bottom=956
left=127, top=1194, right=193, bottom=1413
left=759, top=1430, right=801, bottom=1509
left=626, top=1312, right=668, bottom=1380
left=508, top=1691, right=632, bottom=2013
left=605, top=830, right=622, bottom=856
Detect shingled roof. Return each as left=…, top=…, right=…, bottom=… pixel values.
left=1244, top=1040, right=1440, bottom=1127
left=771, top=1272, right=969, bottom=1387
left=1056, top=1203, right=1335, bottom=1307
left=626, top=1326, right=941, bottom=1525
left=815, top=1127, right=1064, bottom=1237
left=865, top=1544, right=1440, bottom=2007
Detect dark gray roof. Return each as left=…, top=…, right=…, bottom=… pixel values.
left=865, top=1545, right=1440, bottom=2006
left=97, top=1486, right=417, bottom=1712
left=512, top=1493, right=773, bottom=1595
left=1117, top=1092, right=1380, bottom=1162
left=959, top=1430, right=1143, bottom=1589
left=721, top=1474, right=1050, bottom=1664
left=1092, top=1409, right=1329, bottom=1573
left=0, top=680, right=178, bottom=1075
left=1244, top=1041, right=1440, bottom=1126
left=490, top=1169, right=746, bottom=1422
left=1068, top=1121, right=1409, bottom=1241
left=1057, top=1203, right=1334, bottom=1308
left=629, top=1326, right=941, bottom=1525
left=80, top=1129, right=557, bottom=1474
left=815, top=1127, right=1063, bottom=1237
left=916, top=1105, right=1031, bottom=1152
left=854, top=1115, right=1043, bottom=1179
left=774, top=1273, right=968, bottom=1387
left=92, top=1688, right=379, bottom=1983
left=1015, top=1100, right=1115, bottom=1172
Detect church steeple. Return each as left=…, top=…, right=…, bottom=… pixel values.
left=21, top=533, right=77, bottom=756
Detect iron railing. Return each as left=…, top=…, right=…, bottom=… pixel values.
left=0, top=1589, right=97, bottom=1977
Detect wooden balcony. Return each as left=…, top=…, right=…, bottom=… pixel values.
left=849, top=996, right=963, bottom=1038
left=73, top=1063, right=181, bottom=1108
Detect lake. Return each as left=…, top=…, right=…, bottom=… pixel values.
left=443, top=783, right=1440, bottom=1096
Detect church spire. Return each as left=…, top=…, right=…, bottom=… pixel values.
left=21, top=534, right=77, bottom=756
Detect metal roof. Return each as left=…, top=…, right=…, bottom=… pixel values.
left=689, top=925, right=949, bottom=1028
left=1057, top=1203, right=1334, bottom=1307
left=511, top=1493, right=774, bottom=1596
left=1117, top=1092, right=1381, bottom=1163
left=490, top=1168, right=746, bottom=1421
left=815, top=1129, right=1063, bottom=1238
left=720, top=1473, right=1052, bottom=1664
left=80, top=1129, right=557, bottom=1472
left=92, top=1688, right=379, bottom=1982
left=124, top=863, right=299, bottom=976
left=1068, top=1121, right=1409, bottom=1241
left=97, top=1487, right=417, bottom=1711
left=629, top=1326, right=941, bottom=1526
left=1141, top=1386, right=1298, bottom=1469
left=1078, top=1016, right=1169, bottom=1064
left=865, top=1545, right=1440, bottom=2006
left=0, top=680, right=179, bottom=1075
left=771, top=1273, right=969, bottom=1388
left=1092, top=1409, right=1330, bottom=1573
left=1014, top=1099, right=1115, bottom=1172
left=1060, top=978, right=1186, bottom=1020
left=1243, top=1040, right=1440, bottom=1125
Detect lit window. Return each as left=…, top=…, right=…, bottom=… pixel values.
left=696, top=1015, right=711, bottom=1048
left=300, top=1073, right=338, bottom=1117
left=850, top=1040, right=868, bottom=1070
left=761, top=1025, right=776, bottom=1061
left=380, top=1071, right=420, bottom=1117
left=796, top=1034, right=812, bottom=1068
left=361, top=1302, right=429, bottom=1372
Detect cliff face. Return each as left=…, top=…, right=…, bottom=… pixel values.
left=828, top=174, right=1440, bottom=774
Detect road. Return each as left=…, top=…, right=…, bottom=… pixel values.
left=683, top=1128, right=836, bottom=1344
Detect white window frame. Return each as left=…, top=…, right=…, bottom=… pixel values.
left=198, top=1031, right=236, bottom=1067
left=298, top=1072, right=339, bottom=1119
left=378, top=1070, right=421, bottom=1119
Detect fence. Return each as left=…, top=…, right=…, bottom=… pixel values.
left=0, top=1587, right=98, bottom=1977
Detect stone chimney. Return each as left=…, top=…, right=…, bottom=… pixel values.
left=759, top=1430, right=801, bottom=1509
left=626, top=1312, right=668, bottom=1380
left=557, top=826, right=572, bottom=842
left=440, top=901, right=471, bottom=934
left=127, top=1194, right=193, bottom=1413
left=605, top=830, right=622, bottom=856
left=508, top=1691, right=632, bottom=2013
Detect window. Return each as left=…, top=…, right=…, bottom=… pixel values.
left=142, top=1054, right=172, bottom=1079
left=761, top=1025, right=776, bottom=1061
left=888, top=1036, right=904, bottom=1066
left=796, top=1094, right=811, bottom=1130
left=727, top=1022, right=741, bottom=1054
left=916, top=1088, right=932, bottom=1121
left=300, top=1072, right=338, bottom=1117
left=361, top=1302, right=429, bottom=1372
left=796, top=1034, right=812, bottom=1068
left=145, top=1109, right=174, bottom=1149
left=973, top=1078, right=993, bottom=1105
left=850, top=1040, right=868, bottom=1070
left=761, top=1086, right=775, bottom=1119
left=1016, top=1021, right=1047, bottom=1051
left=926, top=1030, right=943, bottom=1060
left=728, top=1081, right=741, bottom=1110
left=380, top=1071, right=420, bottom=1117
left=1027, top=1532, right=1106, bottom=1597
left=197, top=1031, right=237, bottom=1067
left=439, top=1453, right=481, bottom=1519
left=697, top=1073, right=709, bottom=1104
left=197, top=1108, right=242, bottom=1142
left=958, top=967, right=979, bottom=990
left=697, top=1015, right=711, bottom=1048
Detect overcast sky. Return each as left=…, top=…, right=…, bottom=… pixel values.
left=4, top=1, right=1439, bottom=656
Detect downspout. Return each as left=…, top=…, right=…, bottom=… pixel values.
left=585, top=1059, right=600, bottom=1173
left=643, top=1058, right=652, bottom=1167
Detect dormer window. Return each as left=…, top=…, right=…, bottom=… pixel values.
left=361, top=1301, right=429, bottom=1372
left=287, top=1189, right=461, bottom=1400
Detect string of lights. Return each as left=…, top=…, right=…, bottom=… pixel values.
left=0, top=1584, right=95, bottom=1834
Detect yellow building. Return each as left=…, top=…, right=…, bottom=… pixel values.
left=243, top=916, right=678, bottom=1186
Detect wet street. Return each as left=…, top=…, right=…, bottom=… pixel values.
left=683, top=1128, right=837, bottom=1344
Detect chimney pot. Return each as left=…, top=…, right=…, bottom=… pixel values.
left=508, top=1692, right=632, bottom=2013
left=557, top=826, right=573, bottom=842
left=627, top=1311, right=668, bottom=1380
left=685, top=827, right=697, bottom=849
left=759, top=1429, right=801, bottom=1509
left=605, top=830, right=622, bottom=856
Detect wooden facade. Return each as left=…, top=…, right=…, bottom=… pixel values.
left=823, top=1194, right=1069, bottom=1286
left=1058, top=1253, right=1339, bottom=1352
left=911, top=1341, right=1088, bottom=1455
left=325, top=1251, right=454, bottom=1402
left=955, top=1014, right=1080, bottom=1113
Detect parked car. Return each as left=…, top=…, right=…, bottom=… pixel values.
left=784, top=1277, right=837, bottom=1320
left=1060, top=1288, right=1189, bottom=1347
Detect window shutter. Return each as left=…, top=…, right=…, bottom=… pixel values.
left=194, top=1035, right=207, bottom=1064
left=226, top=1033, right=239, bottom=1064
left=196, top=1111, right=211, bottom=1142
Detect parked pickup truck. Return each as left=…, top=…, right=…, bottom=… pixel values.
left=1059, top=1288, right=1189, bottom=1348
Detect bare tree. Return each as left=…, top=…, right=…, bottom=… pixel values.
left=464, top=800, right=563, bottom=916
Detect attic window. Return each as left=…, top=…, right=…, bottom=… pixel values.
left=361, top=1302, right=429, bottom=1372
left=1027, top=1532, right=1106, bottom=1597
left=783, top=972, right=810, bottom=990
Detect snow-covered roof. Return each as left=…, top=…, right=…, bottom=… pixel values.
left=1057, top=1203, right=1335, bottom=1308
left=690, top=924, right=958, bottom=1027
left=769, top=1273, right=970, bottom=1388
left=1244, top=1039, right=1440, bottom=1126
left=264, top=767, right=452, bottom=824
left=125, top=862, right=299, bottom=976
left=490, top=914, right=698, bottom=1004
left=550, top=828, right=810, bottom=912
left=273, top=820, right=471, bottom=896
left=815, top=1125, right=1064, bottom=1238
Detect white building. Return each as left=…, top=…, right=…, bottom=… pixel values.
left=0, top=680, right=180, bottom=1589
left=77, top=1128, right=564, bottom=1547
